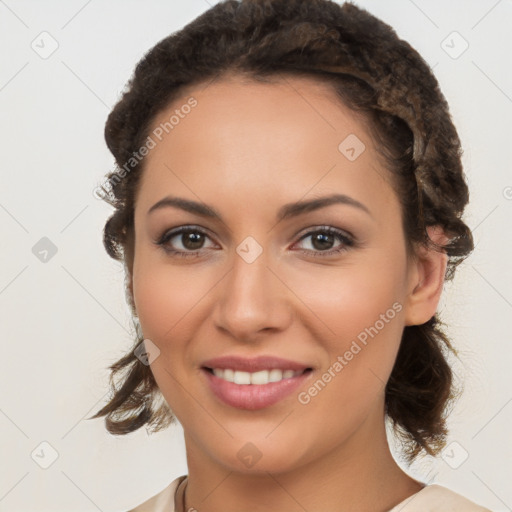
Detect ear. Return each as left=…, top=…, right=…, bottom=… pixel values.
left=403, top=225, right=449, bottom=326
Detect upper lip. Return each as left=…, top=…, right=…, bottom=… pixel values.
left=201, top=355, right=312, bottom=373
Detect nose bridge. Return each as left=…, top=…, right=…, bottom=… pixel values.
left=214, top=239, right=290, bottom=339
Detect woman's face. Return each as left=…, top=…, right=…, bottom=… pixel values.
left=132, top=75, right=423, bottom=473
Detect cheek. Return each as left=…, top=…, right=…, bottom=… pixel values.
left=289, top=255, right=406, bottom=342
left=132, top=256, right=208, bottom=344
left=132, top=260, right=201, bottom=416
left=287, top=255, right=407, bottom=401
left=293, top=274, right=405, bottom=437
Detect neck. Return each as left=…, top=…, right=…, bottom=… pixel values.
left=182, top=406, right=424, bottom=512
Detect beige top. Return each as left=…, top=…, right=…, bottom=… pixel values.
left=127, top=475, right=492, bottom=512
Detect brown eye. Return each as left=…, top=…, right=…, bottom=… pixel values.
left=310, top=232, right=336, bottom=251
left=156, top=226, right=216, bottom=257
left=179, top=231, right=206, bottom=250
left=294, top=227, right=355, bottom=257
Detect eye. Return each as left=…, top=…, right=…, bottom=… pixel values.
left=154, top=225, right=355, bottom=259
left=155, top=226, right=217, bottom=258
left=293, top=226, right=355, bottom=257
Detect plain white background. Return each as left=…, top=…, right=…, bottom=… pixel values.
left=0, top=0, right=511, bottom=510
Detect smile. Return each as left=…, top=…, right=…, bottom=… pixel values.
left=202, top=367, right=313, bottom=410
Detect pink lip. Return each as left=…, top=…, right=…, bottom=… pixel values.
left=201, top=355, right=312, bottom=373
left=202, top=368, right=312, bottom=410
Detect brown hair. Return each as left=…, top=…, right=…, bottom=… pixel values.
left=89, top=0, right=474, bottom=463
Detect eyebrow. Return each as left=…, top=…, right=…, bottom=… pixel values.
left=147, top=193, right=372, bottom=222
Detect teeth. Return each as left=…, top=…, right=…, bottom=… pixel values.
left=234, top=370, right=251, bottom=385
left=210, top=368, right=304, bottom=385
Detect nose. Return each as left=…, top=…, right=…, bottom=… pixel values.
left=213, top=247, right=293, bottom=342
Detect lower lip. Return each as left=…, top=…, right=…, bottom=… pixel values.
left=202, top=368, right=312, bottom=410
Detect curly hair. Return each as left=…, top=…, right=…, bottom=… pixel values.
left=89, top=0, right=474, bottom=463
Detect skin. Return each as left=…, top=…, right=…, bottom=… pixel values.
left=130, top=74, right=448, bottom=512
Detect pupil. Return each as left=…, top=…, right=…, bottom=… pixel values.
left=313, top=233, right=333, bottom=250
left=184, top=232, right=204, bottom=250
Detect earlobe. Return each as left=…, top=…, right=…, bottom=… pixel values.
left=404, top=226, right=449, bottom=326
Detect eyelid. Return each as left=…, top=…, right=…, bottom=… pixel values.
left=294, top=224, right=354, bottom=242
left=153, top=225, right=217, bottom=247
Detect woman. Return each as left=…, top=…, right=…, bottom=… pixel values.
left=90, top=1, right=492, bottom=510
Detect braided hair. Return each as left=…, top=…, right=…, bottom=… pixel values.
left=90, top=0, right=473, bottom=463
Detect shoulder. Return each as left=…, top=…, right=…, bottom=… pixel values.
left=126, top=475, right=186, bottom=512
left=388, top=484, right=493, bottom=512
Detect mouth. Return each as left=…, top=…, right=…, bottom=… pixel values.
left=201, top=364, right=313, bottom=410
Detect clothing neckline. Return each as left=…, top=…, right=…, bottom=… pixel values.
left=174, top=475, right=188, bottom=512
left=388, top=484, right=429, bottom=510
left=173, top=476, right=430, bottom=512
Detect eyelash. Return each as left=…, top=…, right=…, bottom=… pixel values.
left=154, top=225, right=355, bottom=259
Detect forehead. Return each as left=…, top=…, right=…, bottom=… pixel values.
left=148, top=74, right=367, bottom=155
left=135, top=74, right=397, bottom=219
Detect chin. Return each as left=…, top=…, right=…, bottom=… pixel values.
left=201, top=432, right=315, bottom=476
